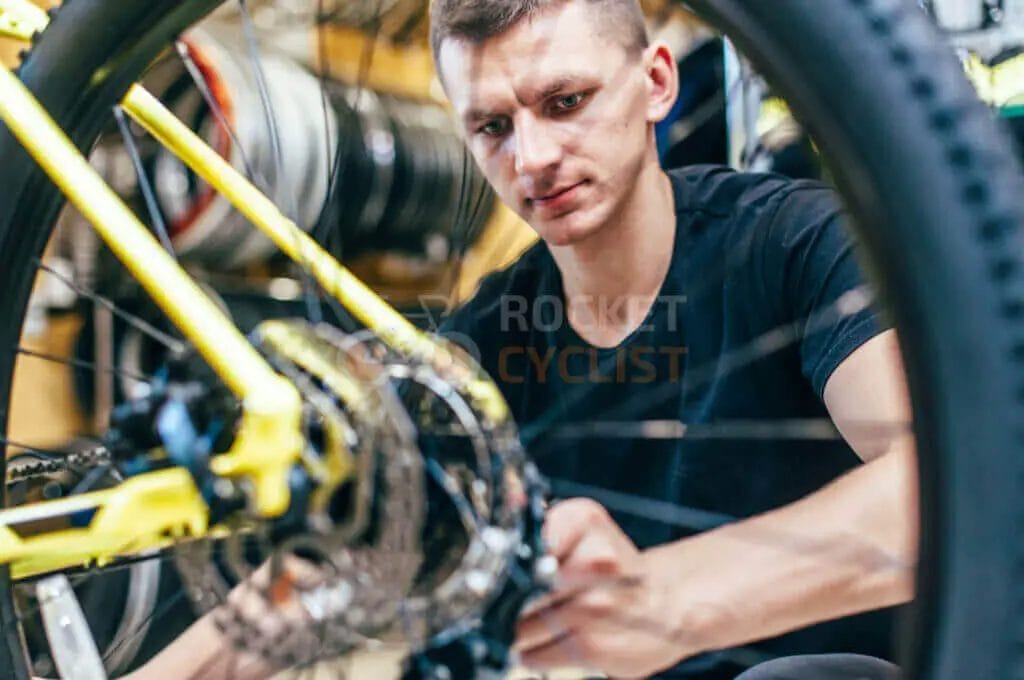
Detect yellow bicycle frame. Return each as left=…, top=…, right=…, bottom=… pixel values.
left=0, top=0, right=508, bottom=580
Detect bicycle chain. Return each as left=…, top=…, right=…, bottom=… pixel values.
left=5, top=446, right=112, bottom=483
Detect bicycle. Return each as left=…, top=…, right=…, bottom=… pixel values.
left=0, top=0, right=1023, bottom=678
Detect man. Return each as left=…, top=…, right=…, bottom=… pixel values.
left=430, top=0, right=915, bottom=678
left=133, top=2, right=914, bottom=678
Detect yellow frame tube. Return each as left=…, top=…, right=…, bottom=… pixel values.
left=123, top=85, right=430, bottom=355
left=121, top=85, right=509, bottom=423
left=0, top=469, right=208, bottom=579
left=0, top=0, right=47, bottom=41
left=0, top=59, right=304, bottom=579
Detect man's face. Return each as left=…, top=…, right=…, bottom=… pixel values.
left=438, top=1, right=655, bottom=246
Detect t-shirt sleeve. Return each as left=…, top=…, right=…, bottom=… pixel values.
left=761, top=183, right=890, bottom=398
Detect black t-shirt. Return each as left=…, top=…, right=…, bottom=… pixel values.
left=440, top=165, right=896, bottom=674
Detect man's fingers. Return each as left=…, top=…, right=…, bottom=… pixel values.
left=560, top=529, right=627, bottom=576
left=518, top=628, right=587, bottom=672
left=519, top=497, right=644, bottom=672
left=521, top=520, right=643, bottom=624
left=544, top=498, right=601, bottom=561
left=520, top=583, right=574, bottom=620
left=516, top=597, right=574, bottom=651
left=516, top=574, right=629, bottom=652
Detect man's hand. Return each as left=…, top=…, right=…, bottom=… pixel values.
left=514, top=498, right=690, bottom=678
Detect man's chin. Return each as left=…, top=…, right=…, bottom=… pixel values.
left=535, top=213, right=602, bottom=247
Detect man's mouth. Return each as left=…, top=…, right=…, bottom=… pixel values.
left=528, top=181, right=586, bottom=209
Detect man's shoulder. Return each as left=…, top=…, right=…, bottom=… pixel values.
left=667, top=164, right=837, bottom=224
left=440, top=239, right=552, bottom=338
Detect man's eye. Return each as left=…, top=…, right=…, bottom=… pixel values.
left=478, top=119, right=509, bottom=137
left=553, top=93, right=585, bottom=111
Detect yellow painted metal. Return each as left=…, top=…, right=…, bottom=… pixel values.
left=0, top=469, right=208, bottom=579
left=210, top=405, right=303, bottom=517
left=0, top=0, right=47, bottom=41
left=963, top=52, right=1024, bottom=108
left=0, top=62, right=303, bottom=517
left=122, top=84, right=509, bottom=423
left=253, top=321, right=361, bottom=513
left=256, top=321, right=365, bottom=409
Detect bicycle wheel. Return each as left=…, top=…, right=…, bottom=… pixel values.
left=0, top=1, right=1023, bottom=679
left=681, top=2, right=1024, bottom=678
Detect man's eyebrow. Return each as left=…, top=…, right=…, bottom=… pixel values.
left=534, top=77, right=579, bottom=101
left=461, top=75, right=593, bottom=124
left=464, top=109, right=498, bottom=124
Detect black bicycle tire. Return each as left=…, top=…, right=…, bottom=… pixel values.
left=0, top=1, right=1023, bottom=679
left=683, top=1, right=1024, bottom=678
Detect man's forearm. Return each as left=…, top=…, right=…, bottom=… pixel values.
left=643, top=440, right=918, bottom=658
left=127, top=613, right=277, bottom=680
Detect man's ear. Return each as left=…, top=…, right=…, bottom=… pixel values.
left=644, top=42, right=679, bottom=124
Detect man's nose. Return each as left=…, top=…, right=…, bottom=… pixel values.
left=514, top=116, right=561, bottom=178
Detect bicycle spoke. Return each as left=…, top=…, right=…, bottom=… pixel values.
left=313, top=2, right=342, bottom=257
left=237, top=0, right=323, bottom=327
left=547, top=477, right=909, bottom=572
left=64, top=551, right=178, bottom=583
left=317, top=0, right=378, bottom=268
left=237, top=0, right=289, bottom=216
left=418, top=416, right=907, bottom=455
left=447, top=169, right=494, bottom=310
left=543, top=416, right=909, bottom=443
left=1, top=436, right=83, bottom=461
left=178, top=30, right=333, bottom=331
left=321, top=0, right=382, bottom=295
left=175, top=40, right=260, bottom=184
left=312, top=3, right=380, bottom=329
left=521, top=284, right=874, bottom=452
left=35, top=261, right=186, bottom=355
left=14, top=346, right=152, bottom=384
left=442, top=144, right=474, bottom=310
left=11, top=555, right=174, bottom=627
left=101, top=587, right=186, bottom=666
left=112, top=105, right=176, bottom=258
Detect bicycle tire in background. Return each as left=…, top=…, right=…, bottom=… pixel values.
left=683, top=1, right=1024, bottom=678
left=0, top=0, right=1022, bottom=678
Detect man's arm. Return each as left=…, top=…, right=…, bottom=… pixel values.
left=515, top=329, right=917, bottom=677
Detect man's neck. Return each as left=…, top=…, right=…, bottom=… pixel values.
left=548, top=162, right=676, bottom=347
